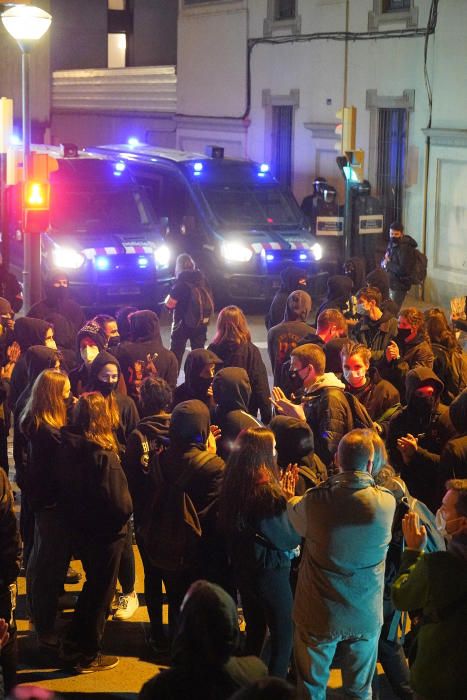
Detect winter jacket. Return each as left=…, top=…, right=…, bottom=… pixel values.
left=384, top=234, right=418, bottom=291
left=212, top=367, right=262, bottom=459
left=379, top=332, right=434, bottom=400
left=392, top=538, right=467, bottom=699
left=169, top=269, right=213, bottom=327
left=116, top=310, right=178, bottom=393
left=0, top=470, right=21, bottom=589
left=345, top=368, right=400, bottom=423
left=208, top=340, right=271, bottom=424
left=387, top=367, right=456, bottom=512
left=123, top=412, right=170, bottom=520
left=9, top=317, right=52, bottom=411
left=302, top=373, right=356, bottom=467
left=23, top=424, right=62, bottom=512
left=288, top=470, right=395, bottom=636
left=352, top=309, right=398, bottom=363
left=57, top=427, right=132, bottom=537
left=434, top=389, right=467, bottom=504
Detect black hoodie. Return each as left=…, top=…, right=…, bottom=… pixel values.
left=314, top=275, right=354, bottom=325
left=384, top=234, right=418, bottom=291
left=173, top=348, right=222, bottom=412
left=86, top=350, right=139, bottom=448
left=212, top=367, right=262, bottom=459
left=265, top=266, right=308, bottom=330
left=267, top=291, right=313, bottom=384
left=9, top=317, right=53, bottom=411
left=139, top=580, right=266, bottom=700
left=269, top=415, right=327, bottom=491
left=387, top=367, right=456, bottom=512
left=437, top=389, right=467, bottom=499
left=27, top=285, right=86, bottom=336
left=170, top=269, right=211, bottom=325
left=116, top=310, right=178, bottom=394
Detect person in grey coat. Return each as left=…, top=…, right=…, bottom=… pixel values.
left=286, top=429, right=395, bottom=700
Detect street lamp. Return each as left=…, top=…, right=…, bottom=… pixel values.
left=2, top=4, right=52, bottom=310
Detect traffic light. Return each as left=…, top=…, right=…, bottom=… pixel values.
left=335, top=106, right=356, bottom=154
left=345, top=149, right=365, bottom=183
left=23, top=180, right=50, bottom=234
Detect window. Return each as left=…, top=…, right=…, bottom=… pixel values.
left=274, top=0, right=296, bottom=21
left=376, top=108, right=407, bottom=227
left=383, top=0, right=410, bottom=10
left=271, top=105, right=293, bottom=188
left=108, top=33, right=126, bottom=68
left=108, top=0, right=126, bottom=8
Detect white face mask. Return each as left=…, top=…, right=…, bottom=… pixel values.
left=356, top=303, right=367, bottom=316
left=80, top=345, right=99, bottom=366
left=343, top=368, right=366, bottom=384
left=435, top=509, right=463, bottom=541
left=45, top=338, right=57, bottom=350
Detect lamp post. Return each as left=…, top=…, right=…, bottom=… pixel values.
left=2, top=4, right=52, bottom=310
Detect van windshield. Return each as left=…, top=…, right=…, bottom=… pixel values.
left=199, top=184, right=303, bottom=229
left=50, top=186, right=155, bottom=233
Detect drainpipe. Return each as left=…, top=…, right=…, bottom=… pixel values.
left=420, top=134, right=430, bottom=302
left=343, top=0, right=349, bottom=106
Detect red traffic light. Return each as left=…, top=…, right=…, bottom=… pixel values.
left=24, top=181, right=50, bottom=210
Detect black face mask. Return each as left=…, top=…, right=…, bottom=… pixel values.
left=96, top=379, right=118, bottom=397
left=408, top=394, right=436, bottom=422
left=396, top=327, right=412, bottom=345
left=191, top=376, right=213, bottom=396
left=107, top=335, right=120, bottom=349
left=47, top=286, right=68, bottom=304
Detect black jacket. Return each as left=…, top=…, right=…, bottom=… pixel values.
left=0, top=470, right=21, bottom=590
left=314, top=275, right=354, bottom=325
left=172, top=348, right=221, bottom=413
left=23, top=423, right=62, bottom=512
left=352, top=309, right=398, bottom=363
left=212, top=367, right=262, bottom=459
left=379, top=332, right=434, bottom=401
left=9, top=317, right=52, bottom=411
left=58, top=427, right=132, bottom=537
left=384, top=235, right=417, bottom=291
left=265, top=266, right=308, bottom=330
left=116, top=310, right=178, bottom=393
left=345, top=368, right=400, bottom=423
left=208, top=340, right=271, bottom=424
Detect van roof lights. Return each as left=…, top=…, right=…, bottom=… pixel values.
left=115, top=161, right=126, bottom=172
left=128, top=137, right=140, bottom=147
left=260, top=163, right=270, bottom=173
left=95, top=256, right=110, bottom=271
left=193, top=162, right=203, bottom=172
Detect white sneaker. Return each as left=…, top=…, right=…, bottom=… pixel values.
left=113, top=591, right=139, bottom=621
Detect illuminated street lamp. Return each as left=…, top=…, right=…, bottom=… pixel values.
left=2, top=4, right=52, bottom=309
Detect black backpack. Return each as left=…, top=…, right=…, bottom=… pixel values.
left=411, top=249, right=428, bottom=285
left=126, top=353, right=159, bottom=405
left=183, top=279, right=214, bottom=329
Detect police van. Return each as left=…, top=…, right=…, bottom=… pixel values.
left=87, top=143, right=323, bottom=303
left=6, top=144, right=172, bottom=309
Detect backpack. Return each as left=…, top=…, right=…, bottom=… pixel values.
left=127, top=353, right=158, bottom=404
left=138, top=450, right=214, bottom=571
left=432, top=344, right=467, bottom=403
left=183, top=279, right=214, bottom=329
left=411, top=249, right=428, bottom=285
left=343, top=390, right=376, bottom=430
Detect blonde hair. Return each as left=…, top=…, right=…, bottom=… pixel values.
left=20, top=369, right=67, bottom=436
left=73, top=392, right=119, bottom=453
left=212, top=305, right=251, bottom=345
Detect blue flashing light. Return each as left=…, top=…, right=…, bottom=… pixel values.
left=128, top=137, right=140, bottom=147
left=95, top=256, right=110, bottom=271
left=257, top=172, right=265, bottom=178
left=299, top=253, right=308, bottom=261
left=193, top=162, right=203, bottom=172
left=266, top=253, right=274, bottom=261
left=137, top=256, right=149, bottom=269
left=11, top=133, right=22, bottom=146
left=115, top=161, right=126, bottom=172
left=260, top=163, right=270, bottom=173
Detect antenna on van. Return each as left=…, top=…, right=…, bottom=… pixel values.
left=205, top=145, right=224, bottom=159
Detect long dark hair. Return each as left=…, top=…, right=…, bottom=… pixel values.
left=218, top=427, right=285, bottom=534
left=425, top=308, right=461, bottom=352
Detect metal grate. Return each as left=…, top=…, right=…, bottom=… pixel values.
left=271, top=105, right=293, bottom=188
left=376, top=108, right=407, bottom=228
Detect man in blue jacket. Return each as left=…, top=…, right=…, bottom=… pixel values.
left=287, top=430, right=395, bottom=700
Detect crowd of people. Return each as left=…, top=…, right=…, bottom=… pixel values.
left=0, top=249, right=466, bottom=700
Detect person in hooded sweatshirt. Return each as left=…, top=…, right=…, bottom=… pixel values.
left=42, top=312, right=78, bottom=373
left=116, top=310, right=178, bottom=400
left=313, top=274, right=355, bottom=327
left=86, top=351, right=140, bottom=621
left=351, top=285, right=398, bottom=363
left=69, top=321, right=107, bottom=398
left=27, top=275, right=86, bottom=335
left=387, top=367, right=456, bottom=513
left=381, top=222, right=418, bottom=312
left=365, top=267, right=399, bottom=316
left=124, top=377, right=172, bottom=653
left=208, top=306, right=271, bottom=424
left=165, top=254, right=213, bottom=368
left=8, top=317, right=56, bottom=412
left=265, top=266, right=308, bottom=331
left=269, top=415, right=327, bottom=492
left=267, top=290, right=313, bottom=385
left=139, top=580, right=267, bottom=700
left=437, top=390, right=467, bottom=498
left=172, top=348, right=222, bottom=414
left=158, top=400, right=225, bottom=627
left=212, top=367, right=262, bottom=460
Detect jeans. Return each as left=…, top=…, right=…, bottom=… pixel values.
left=389, top=288, right=408, bottom=313
left=170, top=320, right=207, bottom=370
left=294, top=626, right=380, bottom=700
left=372, top=618, right=413, bottom=699
left=26, top=508, right=71, bottom=636
left=237, top=566, right=294, bottom=679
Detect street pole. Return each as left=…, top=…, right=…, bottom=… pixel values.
left=343, top=178, right=352, bottom=261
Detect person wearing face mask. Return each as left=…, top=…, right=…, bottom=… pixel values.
left=387, top=368, right=456, bottom=513
left=27, top=275, right=86, bottom=336
left=381, top=307, right=434, bottom=401
left=392, top=482, right=467, bottom=700
left=381, top=222, right=418, bottom=312
left=341, top=342, right=400, bottom=429
left=92, top=314, right=121, bottom=352
left=69, top=322, right=107, bottom=398
left=352, top=286, right=398, bottom=363
left=436, top=390, right=467, bottom=503
left=85, top=351, right=140, bottom=622
left=172, top=348, right=222, bottom=413
left=265, top=265, right=309, bottom=331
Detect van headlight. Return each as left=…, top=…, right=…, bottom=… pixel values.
left=52, top=246, right=85, bottom=269
left=154, top=244, right=170, bottom=268
left=221, top=241, right=253, bottom=263
left=311, top=243, right=323, bottom=261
